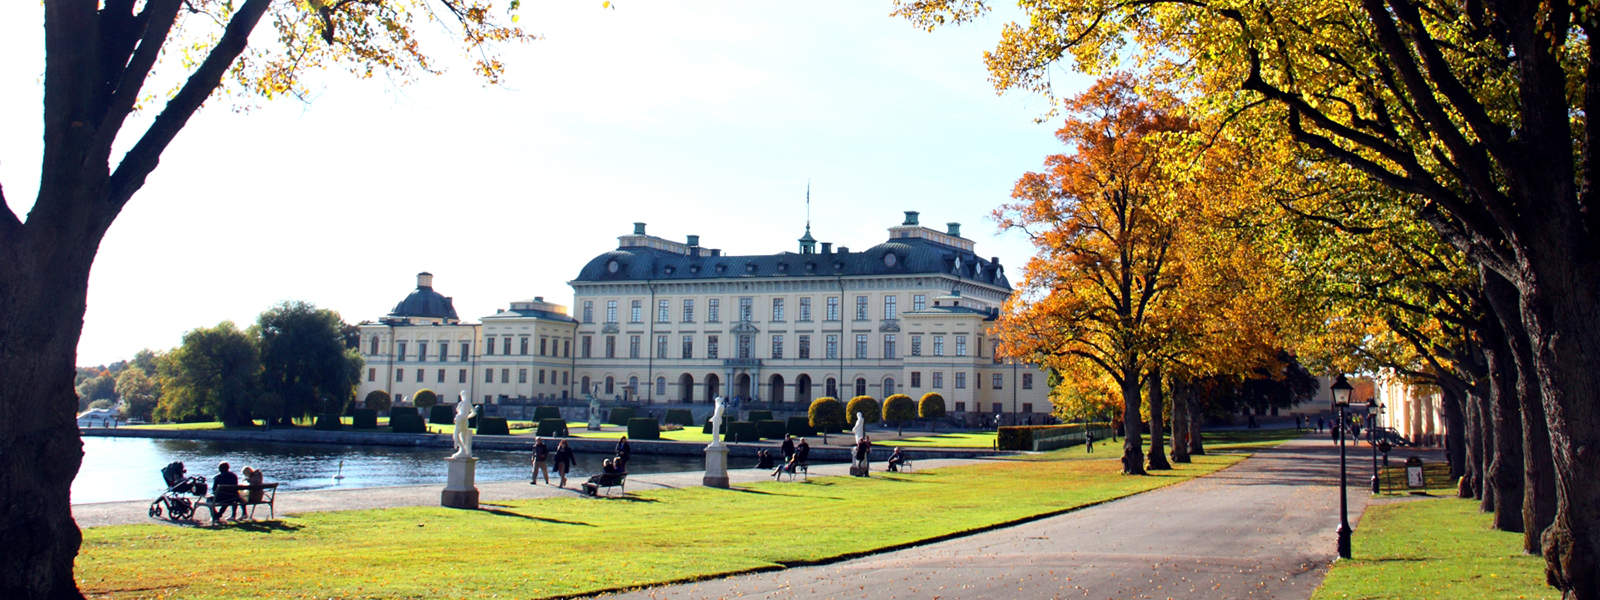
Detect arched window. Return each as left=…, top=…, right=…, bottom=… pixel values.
left=370, top=335, right=380, bottom=355
left=605, top=376, right=615, bottom=395
left=855, top=378, right=867, bottom=397
left=883, top=377, right=896, bottom=396
left=825, top=377, right=837, bottom=398
left=628, top=376, right=639, bottom=399
left=581, top=376, right=591, bottom=394
left=656, top=376, right=666, bottom=397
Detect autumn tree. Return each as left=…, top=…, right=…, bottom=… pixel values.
left=112, top=367, right=160, bottom=422
left=0, top=2, right=529, bottom=597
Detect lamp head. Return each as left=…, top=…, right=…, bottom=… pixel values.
left=1330, top=374, right=1353, bottom=407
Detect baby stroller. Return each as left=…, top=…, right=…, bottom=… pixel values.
left=148, top=461, right=207, bottom=521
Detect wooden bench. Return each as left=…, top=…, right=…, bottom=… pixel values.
left=203, top=483, right=279, bottom=523
left=777, top=461, right=808, bottom=481
left=582, top=472, right=627, bottom=497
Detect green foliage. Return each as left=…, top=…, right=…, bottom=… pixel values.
left=429, top=404, right=453, bottom=425
left=390, top=414, right=426, bottom=434
left=809, top=397, right=846, bottom=433
left=882, top=394, right=916, bottom=424
left=114, top=367, right=161, bottom=422
left=314, top=413, right=343, bottom=431
left=746, top=410, right=774, bottom=422
left=537, top=418, right=569, bottom=437
left=533, top=406, right=563, bottom=421
left=627, top=417, right=661, bottom=440
left=702, top=416, right=732, bottom=434
left=255, top=301, right=362, bottom=422
left=845, top=396, right=880, bottom=426
left=476, top=417, right=510, bottom=436
left=727, top=421, right=759, bottom=443
left=389, top=406, right=419, bottom=420
left=350, top=409, right=378, bottom=429
left=156, top=321, right=260, bottom=426
left=363, top=390, right=392, bottom=413
left=608, top=407, right=636, bottom=426
left=757, top=420, right=787, bottom=440
left=413, top=389, right=439, bottom=411
left=76, top=374, right=118, bottom=411
left=663, top=409, right=696, bottom=426
left=87, top=399, right=114, bottom=411
left=996, top=424, right=1097, bottom=451
left=918, top=393, right=947, bottom=420
left=785, top=416, right=816, bottom=437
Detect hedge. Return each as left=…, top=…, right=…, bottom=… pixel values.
left=389, top=406, right=419, bottom=420
left=702, top=416, right=732, bottom=434
left=533, top=406, right=563, bottom=421
left=608, top=407, right=636, bottom=426
left=726, top=421, right=759, bottom=443
left=757, top=419, right=787, bottom=440
left=996, top=423, right=1111, bottom=451
left=390, top=414, right=426, bottom=434
left=746, top=410, right=774, bottom=422
left=413, top=389, right=439, bottom=411
left=363, top=390, right=392, bottom=413
left=664, top=408, right=696, bottom=426
left=627, top=417, right=661, bottom=440
left=809, top=397, right=846, bottom=433
left=350, top=409, right=378, bottom=429
left=476, top=416, right=510, bottom=436
left=314, top=413, right=342, bottom=431
left=918, top=392, right=947, bottom=419
left=882, top=394, right=916, bottom=424
left=429, top=405, right=454, bottom=425
left=845, top=396, right=880, bottom=426
left=536, top=418, right=569, bottom=437
left=785, top=415, right=816, bottom=437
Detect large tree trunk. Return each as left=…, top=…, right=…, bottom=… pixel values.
left=1146, top=364, right=1171, bottom=470
left=1480, top=305, right=1524, bottom=533
left=1440, top=385, right=1466, bottom=480
left=1170, top=379, right=1191, bottom=464
left=1475, top=385, right=1497, bottom=512
left=1187, top=397, right=1205, bottom=456
left=1119, top=371, right=1145, bottom=475
left=1460, top=382, right=1482, bottom=499
left=1486, top=267, right=1552, bottom=548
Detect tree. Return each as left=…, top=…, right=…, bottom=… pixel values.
left=1, top=2, right=530, bottom=596
left=413, top=389, right=439, bottom=412
left=809, top=397, right=846, bottom=442
left=73, top=374, right=116, bottom=412
left=255, top=301, right=363, bottom=424
left=364, top=390, right=393, bottom=414
left=155, top=322, right=260, bottom=426
left=845, top=396, right=881, bottom=427
left=113, top=367, right=160, bottom=422
left=882, top=394, right=917, bottom=436
left=917, top=392, right=947, bottom=431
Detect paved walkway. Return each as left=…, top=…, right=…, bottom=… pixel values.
left=600, top=435, right=1375, bottom=600
left=72, top=458, right=987, bottom=528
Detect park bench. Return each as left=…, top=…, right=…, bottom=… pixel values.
left=202, top=483, right=279, bottom=523
left=777, top=461, right=808, bottom=481
left=583, top=472, right=627, bottom=497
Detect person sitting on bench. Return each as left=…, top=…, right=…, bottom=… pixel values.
left=582, top=458, right=622, bottom=496
left=774, top=437, right=810, bottom=478
left=887, top=447, right=907, bottom=472
left=209, top=461, right=242, bottom=522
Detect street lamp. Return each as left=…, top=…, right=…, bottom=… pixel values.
left=1368, top=399, right=1384, bottom=494
left=1330, top=373, right=1354, bottom=559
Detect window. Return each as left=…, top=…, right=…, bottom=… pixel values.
left=416, top=368, right=423, bottom=382
left=368, top=368, right=376, bottom=382
left=738, top=297, right=753, bottom=321
left=483, top=337, right=494, bottom=356
left=628, top=376, right=638, bottom=396
left=605, top=336, right=616, bottom=359
left=855, top=378, right=867, bottom=396
left=605, top=300, right=618, bottom=323
left=708, top=298, right=720, bottom=322
left=1023, top=403, right=1034, bottom=414
left=771, top=334, right=784, bottom=359
left=826, top=378, right=838, bottom=397
left=563, top=339, right=571, bottom=358
left=826, top=297, right=840, bottom=321
left=910, top=371, right=921, bottom=387
left=682, top=335, right=693, bottom=359
left=630, top=300, right=642, bottom=323
left=955, top=372, right=966, bottom=389
left=539, top=338, right=548, bottom=356
left=993, top=341, right=1003, bottom=364
left=771, top=298, right=785, bottom=321
left=799, top=297, right=812, bottom=321
left=605, top=377, right=615, bottom=395
left=518, top=369, right=528, bottom=384
left=459, top=369, right=467, bottom=383
left=656, top=335, right=668, bottom=358
left=396, top=369, right=404, bottom=382
left=583, top=301, right=594, bottom=323
left=798, top=335, right=811, bottom=359
left=562, top=371, right=569, bottom=385
left=855, top=295, right=868, bottom=320
left=825, top=334, right=839, bottom=359
left=437, top=369, right=445, bottom=383
left=955, top=401, right=966, bottom=412
left=539, top=370, right=546, bottom=384
left=501, top=368, right=509, bottom=384
left=913, top=294, right=927, bottom=311
left=1022, top=373, right=1034, bottom=389
left=656, top=377, right=666, bottom=396
left=884, top=296, right=897, bottom=319
left=657, top=299, right=670, bottom=322
left=992, top=402, right=1003, bottom=414
left=933, top=335, right=945, bottom=357
left=737, top=334, right=753, bottom=359
left=502, top=337, right=511, bottom=355
left=855, top=334, right=868, bottom=359
left=418, top=342, right=428, bottom=362
left=485, top=369, right=493, bottom=383
left=484, top=395, right=492, bottom=404
left=911, top=335, right=922, bottom=357
left=459, top=342, right=470, bottom=362
left=932, top=371, right=944, bottom=388
left=682, top=299, right=695, bottom=322
left=884, top=334, right=897, bottom=359
left=440, top=343, right=449, bottom=361
left=707, top=335, right=719, bottom=359
left=992, top=373, right=1004, bottom=390
left=398, top=341, right=408, bottom=360
left=955, top=335, right=967, bottom=357
left=520, top=337, right=529, bottom=355
left=629, top=335, right=640, bottom=359
left=581, top=376, right=590, bottom=393
left=582, top=336, right=593, bottom=358
left=884, top=378, right=896, bottom=396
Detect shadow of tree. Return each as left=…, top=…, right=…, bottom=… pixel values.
left=211, top=520, right=303, bottom=533
left=479, top=507, right=595, bottom=526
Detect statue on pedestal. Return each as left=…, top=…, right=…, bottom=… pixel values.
left=703, top=396, right=730, bottom=488
left=710, top=396, right=726, bottom=445
left=852, top=411, right=866, bottom=445
left=587, top=393, right=603, bottom=430
left=442, top=391, right=480, bottom=509
left=450, top=393, right=474, bottom=460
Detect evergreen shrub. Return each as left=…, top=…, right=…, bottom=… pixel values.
left=537, top=418, right=569, bottom=437
left=785, top=416, right=815, bottom=437
left=627, top=417, right=661, bottom=440
left=363, top=390, right=392, bottom=413
left=918, top=393, right=947, bottom=419
left=727, top=421, right=758, bottom=443
left=664, top=409, right=696, bottom=426
left=351, top=409, right=378, bottom=429
left=430, top=405, right=454, bottom=425
left=845, top=396, right=880, bottom=426
left=757, top=419, right=787, bottom=439
left=314, top=413, right=342, bottom=431
left=808, top=397, right=846, bottom=433
left=390, top=414, right=426, bottom=434
left=746, top=410, right=774, bottom=422
left=476, top=416, right=510, bottom=436
left=533, top=406, right=562, bottom=421
left=608, top=407, right=636, bottom=426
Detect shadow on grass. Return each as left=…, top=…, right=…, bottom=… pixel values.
left=479, top=507, right=595, bottom=526
left=211, top=520, right=303, bottom=533
left=603, top=494, right=660, bottom=503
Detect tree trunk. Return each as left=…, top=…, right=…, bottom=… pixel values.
left=1487, top=267, right=1550, bottom=545
left=1188, top=397, right=1206, bottom=456
left=1460, top=382, right=1482, bottom=499
left=1146, top=365, right=1171, bottom=470
left=1475, top=385, right=1497, bottom=512
left=1440, top=385, right=1466, bottom=480
left=1119, top=371, right=1145, bottom=475
left=1480, top=305, right=1524, bottom=533
left=1170, top=380, right=1191, bottom=463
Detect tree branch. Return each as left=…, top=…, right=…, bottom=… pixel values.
left=90, top=0, right=182, bottom=162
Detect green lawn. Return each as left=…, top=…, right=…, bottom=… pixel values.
left=879, top=431, right=997, bottom=448
left=1313, top=496, right=1556, bottom=600
left=78, top=445, right=1244, bottom=599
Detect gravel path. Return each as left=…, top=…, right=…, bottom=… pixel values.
left=600, top=435, right=1375, bottom=600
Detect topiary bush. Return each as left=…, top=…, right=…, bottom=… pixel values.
left=664, top=409, right=696, bottom=426
left=757, top=419, right=787, bottom=439
left=533, top=406, right=562, bottom=421
left=703, top=416, right=732, bottom=434
left=997, top=424, right=1086, bottom=450
left=627, top=417, right=661, bottom=440
left=919, top=392, right=947, bottom=431
left=390, top=413, right=426, bottom=434
left=809, top=397, right=846, bottom=435
left=727, top=421, right=759, bottom=443
left=537, top=418, right=569, bottom=437
left=389, top=406, right=419, bottom=420
left=413, top=388, right=439, bottom=412
left=476, top=416, right=510, bottom=436
left=845, top=396, right=881, bottom=427
left=786, top=415, right=815, bottom=437
left=608, top=406, right=636, bottom=426
left=351, top=409, right=378, bottom=429
left=363, top=390, right=392, bottom=413
left=882, top=394, right=917, bottom=434
left=314, top=413, right=342, bottom=431
left=429, top=404, right=454, bottom=425
left=746, top=410, right=774, bottom=422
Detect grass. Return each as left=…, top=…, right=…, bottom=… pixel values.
left=1312, top=496, right=1556, bottom=600
left=879, top=431, right=998, bottom=448
left=77, top=444, right=1244, bottom=599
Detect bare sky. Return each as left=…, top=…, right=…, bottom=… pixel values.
left=0, top=2, right=1088, bottom=367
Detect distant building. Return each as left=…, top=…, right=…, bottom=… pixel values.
left=76, top=408, right=118, bottom=428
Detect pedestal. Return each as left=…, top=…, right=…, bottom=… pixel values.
left=441, top=456, right=479, bottom=509
left=703, top=443, right=729, bottom=488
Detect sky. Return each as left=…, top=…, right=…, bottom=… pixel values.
left=1, top=1, right=1091, bottom=368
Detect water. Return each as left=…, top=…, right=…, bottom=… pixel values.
left=74, top=436, right=705, bottom=504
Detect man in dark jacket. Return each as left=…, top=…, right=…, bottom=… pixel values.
left=209, top=462, right=241, bottom=522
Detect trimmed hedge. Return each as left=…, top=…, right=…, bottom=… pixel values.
left=702, top=417, right=732, bottom=434
left=918, top=392, right=947, bottom=419
left=746, top=410, right=774, bottom=422
left=429, top=405, right=454, bottom=425
left=608, top=407, right=636, bottom=426
left=996, top=424, right=1107, bottom=451
left=809, top=397, right=846, bottom=433
left=536, top=418, right=569, bottom=437
left=845, top=396, right=880, bottom=426
left=785, top=416, right=816, bottom=437
left=476, top=416, right=510, bottom=436
left=533, top=406, right=562, bottom=421
left=726, top=421, right=759, bottom=443
left=627, top=417, right=661, bottom=440
left=363, top=390, right=392, bottom=413
left=389, top=406, right=419, bottom=420
left=757, top=419, right=787, bottom=440
left=883, top=394, right=916, bottom=424
left=390, top=414, right=426, bottom=434
left=314, top=413, right=342, bottom=431
left=350, top=409, right=378, bottom=429
left=413, top=389, right=439, bottom=411
left=664, top=409, right=696, bottom=426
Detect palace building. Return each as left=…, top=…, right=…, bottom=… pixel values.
left=356, top=211, right=1052, bottom=422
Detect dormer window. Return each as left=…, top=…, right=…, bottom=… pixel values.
left=606, top=260, right=620, bottom=274
left=883, top=253, right=898, bottom=267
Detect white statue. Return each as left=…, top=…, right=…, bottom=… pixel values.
left=852, top=411, right=866, bottom=445
left=451, top=393, right=474, bottom=459
left=710, top=397, right=726, bottom=444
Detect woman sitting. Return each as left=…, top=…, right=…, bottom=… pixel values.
left=581, top=458, right=622, bottom=496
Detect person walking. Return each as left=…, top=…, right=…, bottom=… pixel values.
left=553, top=439, right=576, bottom=487
left=615, top=435, right=632, bottom=471
left=1085, top=429, right=1095, bottom=453
left=530, top=437, right=551, bottom=485
left=780, top=435, right=796, bottom=463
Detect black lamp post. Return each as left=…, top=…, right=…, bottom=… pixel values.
left=1331, top=373, right=1354, bottom=559
left=1368, top=399, right=1384, bottom=494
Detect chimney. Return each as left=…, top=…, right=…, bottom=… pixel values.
left=534, top=296, right=544, bottom=302
left=687, top=234, right=700, bottom=247
left=417, top=272, right=434, bottom=289
left=903, top=211, right=920, bottom=226
left=947, top=222, right=962, bottom=237
left=821, top=242, right=833, bottom=254
left=838, top=246, right=849, bottom=254
left=711, top=249, right=722, bottom=257
left=633, top=222, right=647, bottom=235
left=990, top=256, right=1000, bottom=265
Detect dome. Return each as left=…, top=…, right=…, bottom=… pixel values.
left=389, top=272, right=460, bottom=320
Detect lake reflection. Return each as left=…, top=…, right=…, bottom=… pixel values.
left=74, top=436, right=704, bottom=504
